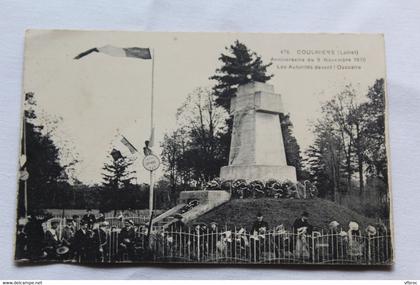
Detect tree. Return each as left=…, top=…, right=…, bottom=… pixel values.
left=210, top=40, right=273, bottom=111
left=177, top=87, right=229, bottom=182
left=306, top=121, right=344, bottom=201
left=101, top=153, right=136, bottom=211
left=321, top=85, right=367, bottom=194
left=306, top=80, right=388, bottom=203
left=19, top=92, right=69, bottom=214
left=160, top=128, right=191, bottom=204
left=363, top=79, right=387, bottom=184
left=102, top=153, right=135, bottom=189
left=161, top=87, right=228, bottom=188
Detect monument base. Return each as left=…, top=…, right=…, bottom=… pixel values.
left=220, top=165, right=297, bottom=182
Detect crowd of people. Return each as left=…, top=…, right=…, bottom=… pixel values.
left=15, top=209, right=391, bottom=264
left=160, top=212, right=390, bottom=263
left=15, top=209, right=149, bottom=262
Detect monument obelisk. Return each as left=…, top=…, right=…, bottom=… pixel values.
left=220, top=82, right=297, bottom=182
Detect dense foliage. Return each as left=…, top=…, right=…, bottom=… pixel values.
left=305, top=79, right=389, bottom=218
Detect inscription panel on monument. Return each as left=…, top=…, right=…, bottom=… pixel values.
left=255, top=91, right=284, bottom=114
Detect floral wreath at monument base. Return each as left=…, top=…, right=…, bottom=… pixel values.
left=204, top=178, right=318, bottom=200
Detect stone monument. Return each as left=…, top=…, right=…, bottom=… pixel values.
left=220, top=82, right=297, bottom=182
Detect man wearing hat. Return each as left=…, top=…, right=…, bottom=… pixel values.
left=82, top=209, right=96, bottom=229
left=45, top=220, right=61, bottom=258
left=250, top=212, right=269, bottom=262
left=72, top=215, right=80, bottom=231
left=24, top=214, right=45, bottom=260
left=61, top=219, right=75, bottom=247
left=73, top=221, right=89, bottom=262
left=292, top=211, right=313, bottom=234
left=292, top=212, right=313, bottom=255
left=119, top=219, right=136, bottom=260
left=251, top=212, right=269, bottom=234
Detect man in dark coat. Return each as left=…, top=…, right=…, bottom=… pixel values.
left=73, top=221, right=89, bottom=262
left=251, top=212, right=269, bottom=234
left=15, top=224, right=28, bottom=260
left=118, top=219, right=136, bottom=261
left=292, top=211, right=313, bottom=234
left=292, top=211, right=313, bottom=254
left=250, top=212, right=269, bottom=262
left=82, top=209, right=96, bottom=229
left=85, top=228, right=99, bottom=262
left=24, top=215, right=46, bottom=260
left=45, top=220, right=61, bottom=259
left=61, top=219, right=75, bottom=247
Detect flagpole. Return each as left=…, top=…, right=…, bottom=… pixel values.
left=151, top=48, right=155, bottom=134
left=23, top=114, right=28, bottom=218
left=149, top=48, right=155, bottom=222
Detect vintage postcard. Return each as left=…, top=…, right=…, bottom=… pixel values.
left=15, top=30, right=393, bottom=265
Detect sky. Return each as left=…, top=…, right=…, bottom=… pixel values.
left=23, top=30, right=386, bottom=185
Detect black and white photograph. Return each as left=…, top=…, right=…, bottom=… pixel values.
left=15, top=30, right=393, bottom=265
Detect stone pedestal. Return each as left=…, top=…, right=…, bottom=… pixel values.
left=220, top=82, right=297, bottom=182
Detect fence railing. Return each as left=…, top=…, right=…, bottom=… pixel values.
left=37, top=215, right=392, bottom=265
left=104, top=227, right=392, bottom=265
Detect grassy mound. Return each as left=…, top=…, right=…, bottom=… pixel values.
left=192, top=198, right=375, bottom=231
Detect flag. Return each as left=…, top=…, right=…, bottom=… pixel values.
left=75, top=45, right=151, bottom=60
left=111, top=148, right=123, bottom=161
left=121, top=136, right=138, bottom=154
left=148, top=127, right=155, bottom=147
